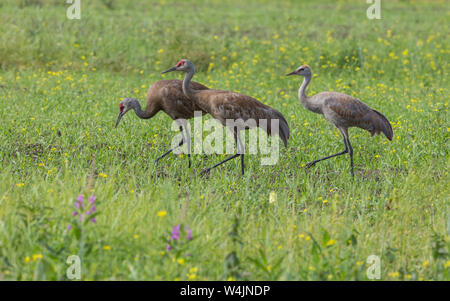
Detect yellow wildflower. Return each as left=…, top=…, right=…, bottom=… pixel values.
left=32, top=254, right=43, bottom=261
left=157, top=210, right=167, bottom=217
left=326, top=239, right=337, bottom=247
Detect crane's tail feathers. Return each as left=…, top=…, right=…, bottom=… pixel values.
left=278, top=117, right=290, bottom=147
left=270, top=111, right=290, bottom=147
left=257, top=108, right=290, bottom=147
left=371, top=109, right=393, bottom=141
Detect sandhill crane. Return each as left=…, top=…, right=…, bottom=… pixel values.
left=162, top=59, right=290, bottom=175
left=115, top=79, right=209, bottom=168
left=286, top=64, right=393, bottom=176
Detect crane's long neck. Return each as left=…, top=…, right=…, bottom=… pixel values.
left=181, top=68, right=213, bottom=113
left=298, top=74, right=321, bottom=114
left=182, top=68, right=196, bottom=100
left=133, top=100, right=158, bottom=119
left=298, top=74, right=311, bottom=102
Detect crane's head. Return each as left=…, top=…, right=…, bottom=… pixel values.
left=286, top=64, right=312, bottom=77
left=115, top=98, right=138, bottom=128
left=161, top=59, right=194, bottom=74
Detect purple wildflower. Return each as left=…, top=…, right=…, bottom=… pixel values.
left=70, top=193, right=99, bottom=231
left=76, top=195, right=85, bottom=209
left=87, top=205, right=97, bottom=215
left=89, top=195, right=96, bottom=204
left=171, top=224, right=181, bottom=240
left=166, top=224, right=193, bottom=252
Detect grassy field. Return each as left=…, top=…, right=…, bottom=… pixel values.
left=0, top=0, right=448, bottom=281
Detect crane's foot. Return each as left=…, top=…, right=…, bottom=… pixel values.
left=155, top=154, right=167, bottom=164
left=200, top=168, right=211, bottom=176
left=305, top=160, right=318, bottom=169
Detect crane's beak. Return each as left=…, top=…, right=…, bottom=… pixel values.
left=115, top=112, right=124, bottom=128
left=286, top=70, right=297, bottom=76
left=161, top=66, right=177, bottom=74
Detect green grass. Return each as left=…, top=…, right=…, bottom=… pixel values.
left=0, top=0, right=449, bottom=280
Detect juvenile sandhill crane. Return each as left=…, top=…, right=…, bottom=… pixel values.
left=286, top=64, right=393, bottom=176
left=162, top=59, right=290, bottom=175
left=115, top=79, right=209, bottom=168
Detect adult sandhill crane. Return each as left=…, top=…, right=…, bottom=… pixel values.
left=162, top=59, right=290, bottom=175
left=115, top=79, right=209, bottom=168
left=286, top=64, right=393, bottom=176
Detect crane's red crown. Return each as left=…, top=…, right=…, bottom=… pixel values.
left=119, top=103, right=124, bottom=111
left=176, top=60, right=186, bottom=67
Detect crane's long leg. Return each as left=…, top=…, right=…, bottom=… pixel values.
left=178, top=124, right=192, bottom=168
left=200, top=129, right=245, bottom=175
left=305, top=128, right=349, bottom=169
left=184, top=124, right=192, bottom=168
left=237, top=130, right=245, bottom=175
left=155, top=126, right=187, bottom=165
left=346, top=136, right=354, bottom=177
left=240, top=151, right=245, bottom=175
